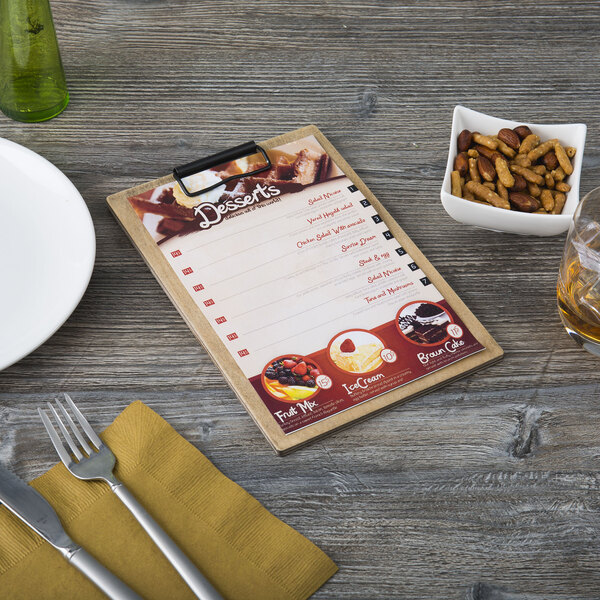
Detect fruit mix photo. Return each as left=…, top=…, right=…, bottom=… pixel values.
left=262, top=356, right=322, bottom=402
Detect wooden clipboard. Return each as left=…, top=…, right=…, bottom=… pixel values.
left=107, top=125, right=503, bottom=454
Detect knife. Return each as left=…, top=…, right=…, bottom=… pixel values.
left=0, top=465, right=142, bottom=600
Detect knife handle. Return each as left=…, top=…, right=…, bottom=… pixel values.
left=67, top=546, right=143, bottom=600
left=112, top=483, right=223, bottom=600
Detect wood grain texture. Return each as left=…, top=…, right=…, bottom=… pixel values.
left=1, top=0, right=600, bottom=597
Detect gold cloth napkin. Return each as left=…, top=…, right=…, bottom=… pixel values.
left=0, top=401, right=337, bottom=599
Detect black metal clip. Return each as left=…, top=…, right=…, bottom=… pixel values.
left=172, top=141, right=271, bottom=198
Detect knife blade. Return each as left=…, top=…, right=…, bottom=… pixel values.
left=0, top=465, right=142, bottom=600
left=0, top=464, right=75, bottom=551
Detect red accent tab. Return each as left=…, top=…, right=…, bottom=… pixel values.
left=215, top=316, right=227, bottom=324
left=226, top=333, right=238, bottom=341
left=182, top=267, right=193, bottom=276
left=238, top=349, right=249, bottom=357
left=193, top=284, right=204, bottom=292
left=203, top=299, right=215, bottom=307
left=171, top=250, right=182, bottom=258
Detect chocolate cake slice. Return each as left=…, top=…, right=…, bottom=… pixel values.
left=413, top=324, right=447, bottom=344
left=241, top=148, right=330, bottom=193
left=293, top=149, right=329, bottom=185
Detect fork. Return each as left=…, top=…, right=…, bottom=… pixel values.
left=39, top=394, right=223, bottom=600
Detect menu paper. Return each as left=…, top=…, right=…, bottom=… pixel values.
left=108, top=126, right=503, bottom=453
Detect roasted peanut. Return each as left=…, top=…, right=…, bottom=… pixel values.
left=540, top=189, right=554, bottom=212
left=467, top=148, right=479, bottom=158
left=527, top=182, right=541, bottom=197
left=451, top=170, right=462, bottom=197
left=468, top=157, right=481, bottom=183
left=519, top=134, right=540, bottom=154
left=495, top=156, right=515, bottom=188
left=552, top=191, right=566, bottom=215
left=527, top=138, right=558, bottom=162
left=509, top=164, right=544, bottom=185
left=495, top=137, right=517, bottom=158
left=497, top=179, right=509, bottom=203
left=472, top=132, right=498, bottom=150
left=465, top=180, right=510, bottom=209
left=554, top=142, right=573, bottom=175
left=513, top=154, right=532, bottom=168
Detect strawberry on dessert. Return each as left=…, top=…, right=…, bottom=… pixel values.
left=330, top=332, right=384, bottom=374
left=339, top=338, right=356, bottom=353
left=292, top=361, right=307, bottom=375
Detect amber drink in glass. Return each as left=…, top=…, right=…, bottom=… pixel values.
left=558, top=187, right=600, bottom=355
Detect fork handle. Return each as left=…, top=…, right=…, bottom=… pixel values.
left=67, top=546, right=143, bottom=600
left=112, top=483, right=223, bottom=600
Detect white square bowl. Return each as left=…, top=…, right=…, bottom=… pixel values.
left=441, top=105, right=587, bottom=236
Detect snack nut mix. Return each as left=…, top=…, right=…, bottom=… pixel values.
left=451, top=126, right=576, bottom=214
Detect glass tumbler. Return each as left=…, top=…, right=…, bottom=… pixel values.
left=557, top=187, right=600, bottom=356
left=0, top=0, right=69, bottom=122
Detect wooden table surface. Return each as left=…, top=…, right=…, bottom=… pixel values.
left=2, top=1, right=600, bottom=598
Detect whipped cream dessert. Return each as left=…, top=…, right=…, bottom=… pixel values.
left=173, top=169, right=225, bottom=209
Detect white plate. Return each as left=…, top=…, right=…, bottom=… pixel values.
left=0, top=138, right=95, bottom=371
left=441, top=105, right=587, bottom=236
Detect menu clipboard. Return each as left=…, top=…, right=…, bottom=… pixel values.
left=108, top=125, right=503, bottom=454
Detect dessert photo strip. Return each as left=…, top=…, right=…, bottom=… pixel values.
left=108, top=126, right=503, bottom=453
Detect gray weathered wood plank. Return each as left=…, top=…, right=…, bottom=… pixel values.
left=2, top=1, right=600, bottom=597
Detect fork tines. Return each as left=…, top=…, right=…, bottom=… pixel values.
left=39, top=393, right=103, bottom=466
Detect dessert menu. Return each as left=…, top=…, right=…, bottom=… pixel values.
left=127, top=134, right=485, bottom=434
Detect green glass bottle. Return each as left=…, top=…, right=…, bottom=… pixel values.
left=0, top=0, right=69, bottom=122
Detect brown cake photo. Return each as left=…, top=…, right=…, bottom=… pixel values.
left=396, top=301, right=452, bottom=346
